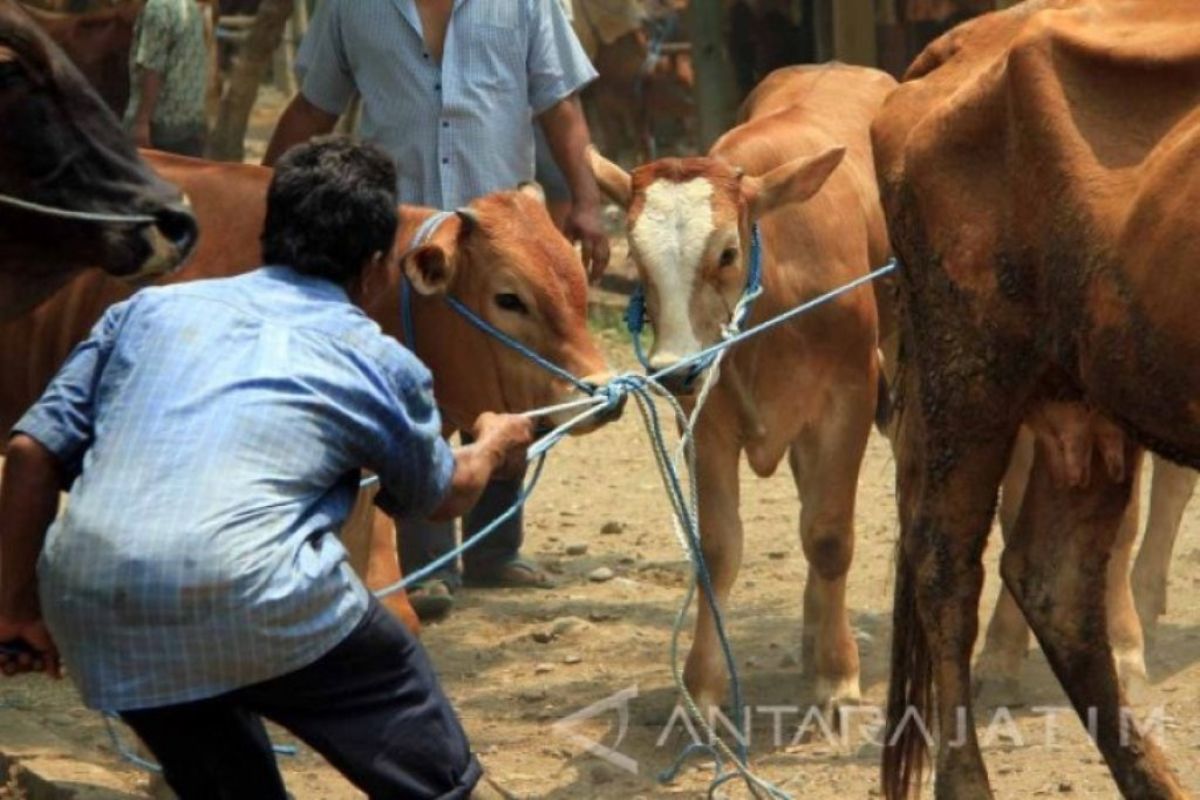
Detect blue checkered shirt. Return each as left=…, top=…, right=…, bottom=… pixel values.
left=297, top=0, right=596, bottom=208
left=14, top=267, right=454, bottom=711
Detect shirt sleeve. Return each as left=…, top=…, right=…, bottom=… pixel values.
left=299, top=0, right=357, bottom=116
left=132, top=0, right=176, bottom=75
left=526, top=0, right=598, bottom=114
left=12, top=299, right=132, bottom=481
left=363, top=346, right=455, bottom=521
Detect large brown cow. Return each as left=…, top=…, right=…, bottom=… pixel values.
left=874, top=1, right=1199, bottom=797
left=590, top=63, right=894, bottom=715
left=0, top=150, right=613, bottom=633
left=0, top=0, right=197, bottom=321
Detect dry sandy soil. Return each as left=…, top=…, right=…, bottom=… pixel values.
left=1, top=326, right=1199, bottom=799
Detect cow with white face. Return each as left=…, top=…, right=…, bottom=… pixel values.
left=590, top=64, right=896, bottom=714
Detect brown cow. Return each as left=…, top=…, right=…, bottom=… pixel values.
left=24, top=0, right=220, bottom=124
left=572, top=0, right=695, bottom=163
left=0, top=150, right=613, bottom=632
left=874, top=1, right=1199, bottom=797
left=0, top=0, right=196, bottom=321
left=590, top=63, right=894, bottom=715
left=19, top=0, right=144, bottom=112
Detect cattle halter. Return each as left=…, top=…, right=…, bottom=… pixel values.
left=0, top=192, right=157, bottom=224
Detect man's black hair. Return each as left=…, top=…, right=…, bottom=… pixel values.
left=261, top=136, right=399, bottom=285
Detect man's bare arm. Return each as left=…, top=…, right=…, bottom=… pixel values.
left=263, top=94, right=340, bottom=167
left=538, top=95, right=610, bottom=281
left=129, top=68, right=164, bottom=148
left=427, top=413, right=534, bottom=521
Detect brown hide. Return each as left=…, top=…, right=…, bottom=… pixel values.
left=874, top=1, right=1200, bottom=797
left=20, top=0, right=144, bottom=112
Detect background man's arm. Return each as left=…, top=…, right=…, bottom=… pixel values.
left=539, top=95, right=610, bottom=280
left=129, top=69, right=164, bottom=148
left=263, top=94, right=340, bottom=166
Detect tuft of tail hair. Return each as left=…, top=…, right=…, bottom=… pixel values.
left=882, top=539, right=933, bottom=800
left=875, top=369, right=894, bottom=435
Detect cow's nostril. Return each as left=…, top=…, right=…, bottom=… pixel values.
left=154, top=204, right=198, bottom=258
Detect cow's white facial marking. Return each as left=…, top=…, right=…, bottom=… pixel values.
left=628, top=178, right=717, bottom=364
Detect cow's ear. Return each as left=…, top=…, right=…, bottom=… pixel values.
left=743, top=146, right=845, bottom=220
left=400, top=215, right=466, bottom=296
left=588, top=146, right=633, bottom=207
left=403, top=245, right=455, bottom=295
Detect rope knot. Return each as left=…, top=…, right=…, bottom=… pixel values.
left=593, top=373, right=647, bottom=415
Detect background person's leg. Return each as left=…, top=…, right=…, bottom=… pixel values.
left=120, top=699, right=287, bottom=800
left=461, top=469, right=526, bottom=579
left=238, top=600, right=481, bottom=800
left=399, top=517, right=462, bottom=590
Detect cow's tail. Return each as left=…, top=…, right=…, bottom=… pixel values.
left=882, top=537, right=932, bottom=800
left=875, top=368, right=894, bottom=435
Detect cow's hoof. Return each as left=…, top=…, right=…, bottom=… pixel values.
left=814, top=675, right=862, bottom=730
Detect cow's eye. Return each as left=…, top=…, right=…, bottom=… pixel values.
left=495, top=292, right=529, bottom=315
left=718, top=247, right=739, bottom=268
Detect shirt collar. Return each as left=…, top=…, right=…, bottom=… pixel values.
left=257, top=265, right=352, bottom=304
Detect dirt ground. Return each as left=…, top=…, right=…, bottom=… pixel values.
left=1, top=325, right=1199, bottom=799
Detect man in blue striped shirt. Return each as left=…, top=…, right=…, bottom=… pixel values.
left=0, top=138, right=531, bottom=799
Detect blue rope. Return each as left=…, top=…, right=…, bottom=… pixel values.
left=371, top=455, right=547, bottom=598
left=648, top=258, right=897, bottom=386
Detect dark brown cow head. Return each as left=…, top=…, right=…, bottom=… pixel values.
left=0, top=0, right=196, bottom=320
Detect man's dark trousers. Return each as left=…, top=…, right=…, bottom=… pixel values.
left=119, top=599, right=481, bottom=800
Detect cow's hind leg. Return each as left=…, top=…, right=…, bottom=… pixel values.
left=1003, top=445, right=1184, bottom=799
left=682, top=425, right=744, bottom=715
left=1132, top=457, right=1196, bottom=636
left=885, top=432, right=1012, bottom=800
left=788, top=383, right=872, bottom=715
left=976, top=427, right=1035, bottom=707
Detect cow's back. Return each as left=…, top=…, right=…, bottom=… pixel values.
left=0, top=152, right=268, bottom=436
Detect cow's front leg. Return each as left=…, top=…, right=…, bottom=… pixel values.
left=1003, top=445, right=1184, bottom=799
left=1132, top=456, right=1196, bottom=636
left=788, top=380, right=873, bottom=716
left=682, top=425, right=743, bottom=715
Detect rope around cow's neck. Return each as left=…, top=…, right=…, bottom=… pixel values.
left=0, top=192, right=157, bottom=224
